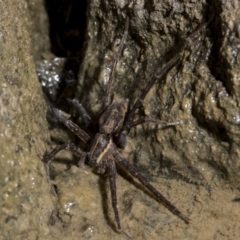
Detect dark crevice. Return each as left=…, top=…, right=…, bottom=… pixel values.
left=207, top=160, right=229, bottom=180
left=205, top=1, right=233, bottom=95
left=43, top=0, right=87, bottom=106
left=44, top=0, right=87, bottom=57
left=189, top=2, right=231, bottom=145
left=191, top=107, right=230, bottom=143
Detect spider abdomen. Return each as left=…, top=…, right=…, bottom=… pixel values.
left=99, top=100, right=128, bottom=135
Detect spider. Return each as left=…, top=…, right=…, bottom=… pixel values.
left=43, top=17, right=210, bottom=235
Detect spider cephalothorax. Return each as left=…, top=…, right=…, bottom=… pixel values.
left=43, top=16, right=211, bottom=235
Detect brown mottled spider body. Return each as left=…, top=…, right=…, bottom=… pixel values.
left=43, top=17, right=211, bottom=235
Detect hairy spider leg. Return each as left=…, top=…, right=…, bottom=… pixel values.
left=115, top=154, right=190, bottom=224
left=113, top=33, right=187, bottom=149
left=67, top=98, right=93, bottom=128
left=50, top=106, right=90, bottom=143
left=114, top=118, right=180, bottom=149
left=44, top=108, right=90, bottom=191
left=43, top=143, right=87, bottom=195
left=115, top=117, right=180, bottom=148
left=43, top=143, right=86, bottom=165
left=129, top=117, right=180, bottom=129
left=102, top=17, right=129, bottom=111
left=107, top=161, right=121, bottom=229
left=121, top=46, right=185, bottom=136
left=121, top=16, right=214, bottom=136
left=107, top=160, right=131, bottom=238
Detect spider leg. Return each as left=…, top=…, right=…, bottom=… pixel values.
left=43, top=143, right=86, bottom=195
left=49, top=106, right=91, bottom=143
left=121, top=48, right=184, bottom=135
left=107, top=160, right=121, bottom=230
left=67, top=98, right=93, bottom=128
left=107, top=160, right=131, bottom=238
left=114, top=154, right=190, bottom=224
left=43, top=143, right=86, bottom=164
left=114, top=118, right=180, bottom=149
left=121, top=17, right=213, bottom=135
left=129, top=117, right=180, bottom=129
left=102, top=17, right=129, bottom=111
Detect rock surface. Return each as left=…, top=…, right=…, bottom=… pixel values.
left=0, top=0, right=53, bottom=239
left=1, top=0, right=240, bottom=240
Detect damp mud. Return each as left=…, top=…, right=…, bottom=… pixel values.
left=42, top=160, right=240, bottom=240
